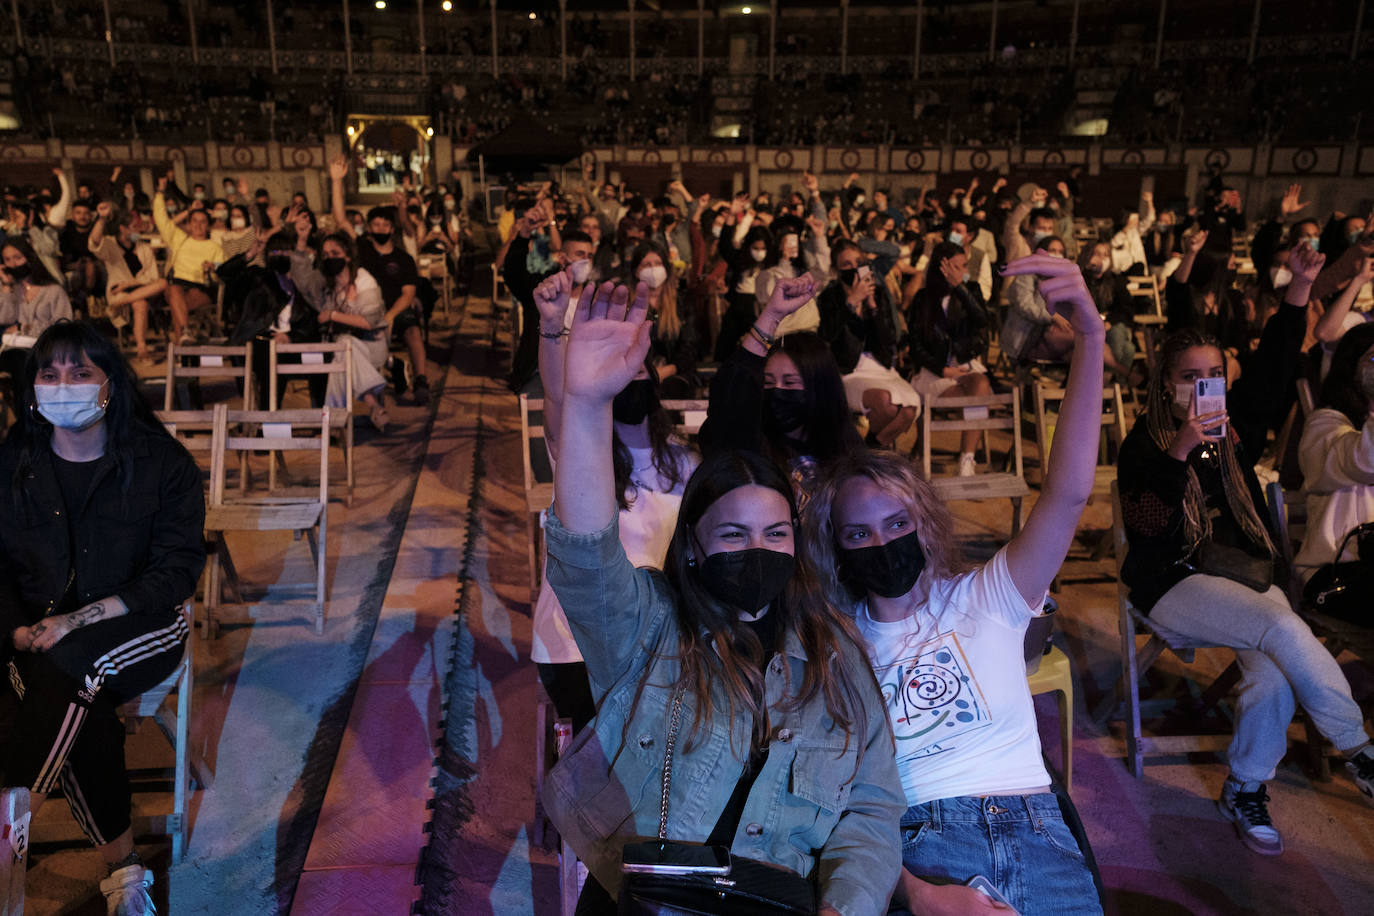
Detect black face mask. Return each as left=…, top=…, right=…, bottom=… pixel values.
left=370, top=231, right=392, bottom=247
left=838, top=267, right=859, bottom=287
left=612, top=378, right=654, bottom=425
left=266, top=254, right=292, bottom=275
left=699, top=548, right=795, bottom=614
left=841, top=529, right=927, bottom=599
left=6, top=262, right=30, bottom=282
left=764, top=387, right=809, bottom=435
left=321, top=257, right=348, bottom=277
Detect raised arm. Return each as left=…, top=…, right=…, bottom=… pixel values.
left=88, top=200, right=112, bottom=251
left=152, top=176, right=186, bottom=248
left=999, top=253, right=1106, bottom=607
left=47, top=168, right=73, bottom=228
left=1314, top=255, right=1374, bottom=345
left=533, top=268, right=578, bottom=454
left=555, top=282, right=654, bottom=534
left=329, top=155, right=350, bottom=233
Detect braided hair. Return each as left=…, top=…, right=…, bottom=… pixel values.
left=1144, top=329, right=1276, bottom=557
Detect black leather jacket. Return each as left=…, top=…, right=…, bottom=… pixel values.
left=0, top=426, right=206, bottom=648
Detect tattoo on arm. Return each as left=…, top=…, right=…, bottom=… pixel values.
left=30, top=623, right=47, bottom=637
left=69, top=602, right=107, bottom=628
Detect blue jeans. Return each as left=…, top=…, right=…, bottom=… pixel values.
left=894, top=794, right=1101, bottom=916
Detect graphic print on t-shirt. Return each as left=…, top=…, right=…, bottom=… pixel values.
left=873, top=630, right=991, bottom=762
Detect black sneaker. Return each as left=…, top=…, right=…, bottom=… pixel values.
left=1346, top=746, right=1374, bottom=806
left=412, top=374, right=430, bottom=407
left=1218, top=779, right=1283, bottom=856
left=389, top=357, right=410, bottom=399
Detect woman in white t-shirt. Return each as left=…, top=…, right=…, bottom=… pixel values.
left=804, top=252, right=1108, bottom=916
left=530, top=267, right=699, bottom=730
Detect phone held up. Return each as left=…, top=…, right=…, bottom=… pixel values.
left=1194, top=376, right=1227, bottom=438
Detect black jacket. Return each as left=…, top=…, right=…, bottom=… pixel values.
left=906, top=283, right=989, bottom=377
left=817, top=281, right=900, bottom=373
left=0, top=427, right=207, bottom=646
left=222, top=253, right=321, bottom=346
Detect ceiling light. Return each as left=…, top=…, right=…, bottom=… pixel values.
left=374, top=0, right=385, bottom=8
left=442, top=0, right=452, bottom=9
left=742, top=6, right=752, bottom=13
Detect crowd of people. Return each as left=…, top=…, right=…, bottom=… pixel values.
left=2, top=148, right=1374, bottom=916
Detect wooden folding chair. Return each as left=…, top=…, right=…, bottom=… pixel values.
left=1097, top=480, right=1242, bottom=778
left=268, top=339, right=355, bottom=506
left=163, top=342, right=253, bottom=411
left=920, top=390, right=1030, bottom=536
left=1031, top=382, right=1127, bottom=494
left=203, top=404, right=331, bottom=636
left=1126, top=276, right=1163, bottom=318
left=660, top=397, right=710, bottom=440
left=519, top=395, right=556, bottom=604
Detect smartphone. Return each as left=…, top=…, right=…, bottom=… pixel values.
left=857, top=264, right=873, bottom=282
left=1194, top=376, right=1227, bottom=438
left=621, top=841, right=730, bottom=876
left=966, top=875, right=1017, bottom=912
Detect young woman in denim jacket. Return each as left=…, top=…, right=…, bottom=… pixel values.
left=807, top=253, right=1108, bottom=915
left=543, top=277, right=906, bottom=916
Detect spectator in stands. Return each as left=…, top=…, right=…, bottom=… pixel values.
left=1082, top=241, right=1141, bottom=383
left=153, top=172, right=222, bottom=345
left=1294, top=322, right=1374, bottom=615
left=1144, top=205, right=1181, bottom=281
left=0, top=321, right=204, bottom=916
left=543, top=279, right=904, bottom=915
left=1319, top=213, right=1368, bottom=267
left=1117, top=328, right=1374, bottom=856
left=222, top=229, right=323, bottom=410
left=528, top=269, right=697, bottom=732
left=907, top=241, right=991, bottom=474
left=1193, top=185, right=1246, bottom=289
left=858, top=212, right=902, bottom=284
left=756, top=213, right=830, bottom=339
left=1002, top=184, right=1057, bottom=266
left=6, top=171, right=70, bottom=284
left=499, top=198, right=561, bottom=393
left=1250, top=184, right=1317, bottom=281
left=329, top=157, right=430, bottom=405
left=819, top=240, right=920, bottom=450
left=300, top=231, right=392, bottom=432
left=88, top=202, right=164, bottom=364
left=1166, top=230, right=1253, bottom=382
left=807, top=251, right=1108, bottom=916
left=1109, top=192, right=1155, bottom=275
left=1000, top=235, right=1076, bottom=364
left=0, top=237, right=75, bottom=387
left=714, top=196, right=773, bottom=361
left=946, top=216, right=994, bottom=303
left=59, top=198, right=101, bottom=308
left=1313, top=253, right=1374, bottom=377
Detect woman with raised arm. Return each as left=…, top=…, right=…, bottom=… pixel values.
left=544, top=278, right=905, bottom=915
left=529, top=264, right=697, bottom=732
left=806, top=253, right=1106, bottom=916
left=1117, top=327, right=1374, bottom=857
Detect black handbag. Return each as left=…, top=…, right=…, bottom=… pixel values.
left=618, top=689, right=816, bottom=916
left=1303, top=523, right=1374, bottom=624
left=1193, top=541, right=1274, bottom=593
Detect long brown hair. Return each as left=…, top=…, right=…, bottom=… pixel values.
left=804, top=450, right=977, bottom=640
left=1146, top=329, right=1275, bottom=555
left=627, top=241, right=681, bottom=342
left=659, top=450, right=877, bottom=771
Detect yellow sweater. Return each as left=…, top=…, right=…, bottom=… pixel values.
left=154, top=194, right=223, bottom=284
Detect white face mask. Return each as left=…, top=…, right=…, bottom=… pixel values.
left=948, top=230, right=964, bottom=247
left=36, top=381, right=108, bottom=430
left=961, top=270, right=971, bottom=284
left=1173, top=383, right=1194, bottom=413
left=638, top=264, right=668, bottom=290
left=854, top=195, right=866, bottom=206
left=750, top=248, right=767, bottom=263
left=781, top=235, right=799, bottom=259
left=569, top=258, right=591, bottom=285
left=230, top=216, right=247, bottom=230
left=1270, top=266, right=1293, bottom=288
left=711, top=224, right=722, bottom=238
left=1031, top=230, right=1051, bottom=244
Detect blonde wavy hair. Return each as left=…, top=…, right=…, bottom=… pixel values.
left=804, top=450, right=977, bottom=636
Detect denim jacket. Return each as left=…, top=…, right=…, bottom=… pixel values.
left=542, top=510, right=904, bottom=916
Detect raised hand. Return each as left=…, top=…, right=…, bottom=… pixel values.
left=939, top=255, right=964, bottom=289
left=1280, top=183, right=1309, bottom=218
left=805, top=213, right=826, bottom=237
left=968, top=176, right=980, bottom=192
left=1057, top=180, right=1071, bottom=199
left=96, top=201, right=113, bottom=221
left=766, top=274, right=818, bottom=316
left=565, top=282, right=653, bottom=401
left=156, top=174, right=169, bottom=194
left=1186, top=229, right=1208, bottom=255
left=1168, top=392, right=1228, bottom=461
left=1002, top=253, right=1104, bottom=337
left=1289, top=240, right=1325, bottom=284
left=1030, top=185, right=1048, bottom=206
left=110, top=165, right=122, bottom=182
left=533, top=268, right=574, bottom=326
left=802, top=170, right=819, bottom=194
left=329, top=154, right=349, bottom=181
left=991, top=176, right=1007, bottom=192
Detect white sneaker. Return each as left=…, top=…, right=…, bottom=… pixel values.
left=99, top=864, right=156, bottom=916
left=957, top=452, right=978, bottom=477
left=2, top=788, right=29, bottom=916
left=1218, top=778, right=1283, bottom=856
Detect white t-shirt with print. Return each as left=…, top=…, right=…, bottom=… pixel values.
left=531, top=443, right=697, bottom=664
left=855, top=546, right=1050, bottom=806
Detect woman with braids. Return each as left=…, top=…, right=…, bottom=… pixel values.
left=1, top=322, right=205, bottom=916
left=1117, top=328, right=1374, bottom=857
left=543, top=278, right=904, bottom=915
left=529, top=266, right=697, bottom=733
left=807, top=252, right=1105, bottom=916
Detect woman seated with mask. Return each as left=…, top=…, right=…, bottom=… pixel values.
left=806, top=252, right=1108, bottom=916
left=625, top=241, right=699, bottom=400
left=542, top=278, right=905, bottom=915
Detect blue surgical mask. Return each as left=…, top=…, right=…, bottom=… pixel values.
left=1302, top=237, right=1320, bottom=252
left=1031, top=230, right=1051, bottom=244
left=128, top=231, right=141, bottom=244
left=1348, top=231, right=1363, bottom=244
left=35, top=382, right=108, bottom=430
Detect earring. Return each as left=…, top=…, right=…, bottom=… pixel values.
left=687, top=556, right=696, bottom=568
